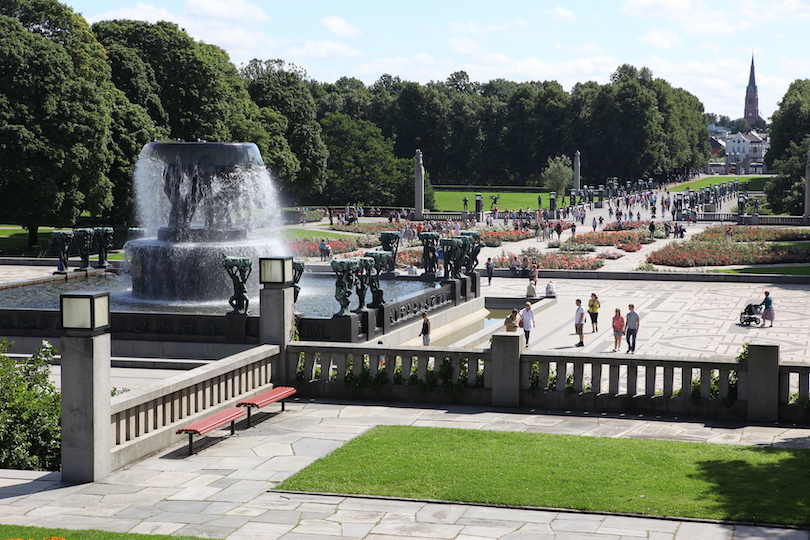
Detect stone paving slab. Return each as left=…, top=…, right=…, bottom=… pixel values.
left=5, top=401, right=810, bottom=538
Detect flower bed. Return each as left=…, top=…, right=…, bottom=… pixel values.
left=646, top=241, right=810, bottom=267
left=285, top=238, right=358, bottom=257
left=692, top=226, right=810, bottom=243
left=568, top=229, right=647, bottom=246
left=479, top=229, right=534, bottom=247
left=493, top=252, right=604, bottom=270
left=618, top=242, right=642, bottom=252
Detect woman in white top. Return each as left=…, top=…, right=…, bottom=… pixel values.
left=520, top=302, right=535, bottom=344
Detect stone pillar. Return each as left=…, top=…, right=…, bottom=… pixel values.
left=490, top=332, right=524, bottom=407
left=746, top=342, right=780, bottom=422
left=60, top=333, right=111, bottom=483
left=573, top=150, right=581, bottom=191
left=414, top=149, right=425, bottom=221
left=804, top=150, right=810, bottom=225
left=260, top=285, right=295, bottom=382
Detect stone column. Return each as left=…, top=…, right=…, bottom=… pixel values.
left=414, top=149, right=425, bottom=221
left=804, top=150, right=810, bottom=225
left=61, top=333, right=111, bottom=483
left=746, top=342, right=780, bottom=422
left=490, top=332, right=524, bottom=407
left=573, top=150, right=581, bottom=191
left=260, top=285, right=295, bottom=383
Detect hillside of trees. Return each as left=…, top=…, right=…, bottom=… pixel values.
left=0, top=0, right=713, bottom=238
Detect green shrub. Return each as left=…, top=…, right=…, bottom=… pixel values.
left=0, top=339, right=61, bottom=471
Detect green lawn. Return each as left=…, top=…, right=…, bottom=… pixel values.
left=669, top=175, right=772, bottom=192
left=0, top=525, right=208, bottom=540
left=278, top=425, right=810, bottom=526
left=279, top=228, right=359, bottom=240
left=716, top=265, right=810, bottom=275
left=434, top=190, right=547, bottom=212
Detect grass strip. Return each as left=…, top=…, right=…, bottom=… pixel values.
left=277, top=425, right=810, bottom=526
left=0, top=524, right=208, bottom=540
left=717, top=265, right=810, bottom=275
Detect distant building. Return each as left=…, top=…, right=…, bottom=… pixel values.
left=724, top=131, right=769, bottom=174
left=744, top=55, right=766, bottom=126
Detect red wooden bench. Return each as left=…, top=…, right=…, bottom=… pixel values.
left=176, top=408, right=245, bottom=456
left=237, top=386, right=297, bottom=428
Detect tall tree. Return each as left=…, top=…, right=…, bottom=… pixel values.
left=0, top=2, right=115, bottom=244
left=316, top=112, right=410, bottom=205
left=241, top=59, right=328, bottom=200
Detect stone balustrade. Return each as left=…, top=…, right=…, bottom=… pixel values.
left=109, top=344, right=279, bottom=470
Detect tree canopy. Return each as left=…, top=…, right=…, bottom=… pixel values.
left=0, top=0, right=115, bottom=243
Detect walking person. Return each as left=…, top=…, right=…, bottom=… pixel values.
left=587, top=293, right=601, bottom=333
left=612, top=308, right=625, bottom=352
left=519, top=302, right=535, bottom=344
left=624, top=304, right=640, bottom=353
left=758, top=291, right=774, bottom=327
left=574, top=299, right=586, bottom=347
left=485, top=257, right=494, bottom=285
left=419, top=311, right=431, bottom=346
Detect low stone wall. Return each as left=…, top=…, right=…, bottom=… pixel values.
left=283, top=340, right=788, bottom=422
left=110, top=344, right=279, bottom=470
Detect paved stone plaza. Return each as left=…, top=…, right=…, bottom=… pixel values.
left=3, top=401, right=810, bottom=539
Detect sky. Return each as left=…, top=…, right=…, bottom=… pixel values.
left=65, top=0, right=810, bottom=121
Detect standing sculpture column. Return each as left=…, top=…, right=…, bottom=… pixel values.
left=805, top=150, right=810, bottom=225
left=414, top=149, right=425, bottom=221
left=574, top=150, right=581, bottom=192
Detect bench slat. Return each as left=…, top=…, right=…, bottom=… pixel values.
left=238, top=386, right=297, bottom=409
left=237, top=386, right=297, bottom=428
left=177, top=408, right=245, bottom=436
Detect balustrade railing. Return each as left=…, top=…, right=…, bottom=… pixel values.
left=110, top=344, right=279, bottom=469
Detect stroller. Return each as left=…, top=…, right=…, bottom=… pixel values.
left=740, top=303, right=762, bottom=326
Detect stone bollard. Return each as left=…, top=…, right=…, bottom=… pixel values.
left=746, top=342, right=780, bottom=422
left=490, top=332, right=525, bottom=407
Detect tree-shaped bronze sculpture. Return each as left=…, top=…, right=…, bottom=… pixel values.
left=50, top=231, right=73, bottom=275
left=418, top=232, right=440, bottom=278
left=222, top=254, right=252, bottom=314
left=93, top=227, right=114, bottom=269
left=73, top=228, right=94, bottom=271
left=354, top=257, right=374, bottom=311
left=365, top=251, right=391, bottom=308
left=331, top=258, right=359, bottom=317
left=379, top=232, right=400, bottom=273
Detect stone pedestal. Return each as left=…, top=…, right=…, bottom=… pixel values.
left=260, top=285, right=295, bottom=382
left=747, top=343, right=779, bottom=422
left=225, top=312, right=247, bottom=342
left=491, top=332, right=524, bottom=407
left=61, top=333, right=111, bottom=483
left=332, top=313, right=362, bottom=343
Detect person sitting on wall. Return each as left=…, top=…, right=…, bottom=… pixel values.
left=526, top=279, right=537, bottom=297
left=545, top=280, right=556, bottom=298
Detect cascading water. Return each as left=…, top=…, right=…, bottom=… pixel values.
left=125, top=142, right=283, bottom=301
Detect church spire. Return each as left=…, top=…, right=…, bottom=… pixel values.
left=744, top=53, right=760, bottom=126
left=748, top=54, right=756, bottom=88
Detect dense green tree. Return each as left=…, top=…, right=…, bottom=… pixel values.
left=539, top=155, right=573, bottom=193
left=0, top=339, right=61, bottom=471
left=0, top=3, right=114, bottom=244
left=315, top=112, right=410, bottom=205
left=765, top=79, right=810, bottom=170
left=241, top=59, right=328, bottom=199
left=106, top=89, right=163, bottom=224
left=763, top=79, right=810, bottom=214
left=729, top=118, right=750, bottom=134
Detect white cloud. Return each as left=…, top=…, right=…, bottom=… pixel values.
left=448, top=19, right=529, bottom=35
left=553, top=6, right=576, bottom=21
left=446, top=36, right=482, bottom=56
left=638, top=28, right=682, bottom=49
left=80, top=3, right=176, bottom=25
left=321, top=16, right=362, bottom=38
left=286, top=40, right=363, bottom=59
left=184, top=0, right=270, bottom=24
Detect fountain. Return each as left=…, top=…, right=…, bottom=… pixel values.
left=125, top=142, right=281, bottom=302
